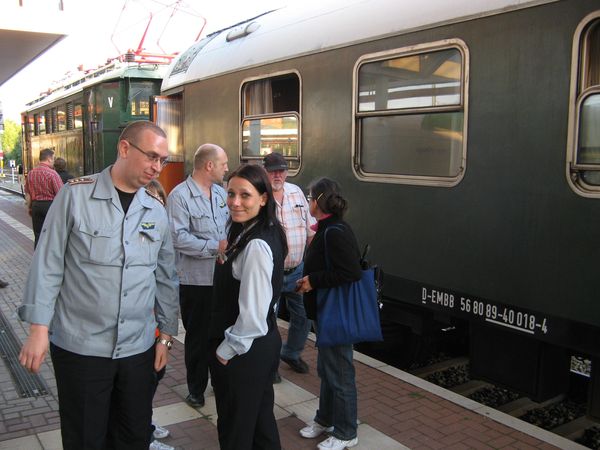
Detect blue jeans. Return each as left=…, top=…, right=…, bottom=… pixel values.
left=314, top=343, right=357, bottom=441
left=279, top=263, right=311, bottom=361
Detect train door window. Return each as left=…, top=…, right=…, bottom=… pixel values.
left=353, top=40, right=469, bottom=186
left=38, top=112, right=46, bottom=135
left=129, top=81, right=154, bottom=117
left=57, top=105, right=66, bottom=132
left=568, top=14, right=600, bottom=196
left=240, top=72, right=301, bottom=171
left=73, top=104, right=83, bottom=129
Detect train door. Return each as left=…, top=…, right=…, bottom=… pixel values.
left=82, top=87, right=99, bottom=174
left=151, top=94, right=184, bottom=194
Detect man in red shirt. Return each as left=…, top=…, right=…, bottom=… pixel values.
left=24, top=148, right=63, bottom=248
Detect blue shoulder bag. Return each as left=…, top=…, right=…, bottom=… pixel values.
left=316, top=225, right=383, bottom=347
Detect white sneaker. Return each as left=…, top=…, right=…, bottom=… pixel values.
left=152, top=423, right=170, bottom=439
left=317, top=435, right=359, bottom=450
left=299, top=421, right=334, bottom=438
left=149, top=440, right=174, bottom=450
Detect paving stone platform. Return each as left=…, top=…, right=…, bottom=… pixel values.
left=0, top=184, right=582, bottom=449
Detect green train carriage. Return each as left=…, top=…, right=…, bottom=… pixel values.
left=157, top=0, right=600, bottom=416
left=22, top=60, right=168, bottom=179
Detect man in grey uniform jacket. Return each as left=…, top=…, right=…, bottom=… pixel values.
left=18, top=121, right=179, bottom=450
left=167, top=143, right=229, bottom=408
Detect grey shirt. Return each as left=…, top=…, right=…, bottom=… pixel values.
left=167, top=176, right=229, bottom=286
left=18, top=166, right=179, bottom=359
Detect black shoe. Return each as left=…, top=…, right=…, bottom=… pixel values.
left=272, top=371, right=282, bottom=384
left=0, top=280, right=8, bottom=288
left=185, top=393, right=205, bottom=408
left=281, top=355, right=309, bottom=374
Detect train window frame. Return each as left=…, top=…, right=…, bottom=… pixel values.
left=352, top=39, right=470, bottom=187
left=567, top=12, right=600, bottom=197
left=239, top=70, right=302, bottom=174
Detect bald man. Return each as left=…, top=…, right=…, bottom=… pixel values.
left=166, top=144, right=229, bottom=408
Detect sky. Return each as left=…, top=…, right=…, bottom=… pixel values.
left=0, top=0, right=287, bottom=122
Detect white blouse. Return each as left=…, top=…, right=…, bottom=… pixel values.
left=216, top=238, right=275, bottom=361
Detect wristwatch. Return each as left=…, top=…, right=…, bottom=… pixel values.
left=156, top=337, right=173, bottom=350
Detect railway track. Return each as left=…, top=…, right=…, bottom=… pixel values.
left=409, top=356, right=600, bottom=449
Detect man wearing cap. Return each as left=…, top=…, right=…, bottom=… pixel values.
left=263, top=152, right=316, bottom=379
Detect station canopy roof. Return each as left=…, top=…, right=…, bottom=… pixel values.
left=0, top=2, right=70, bottom=87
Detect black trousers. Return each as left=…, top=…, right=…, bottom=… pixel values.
left=149, top=366, right=166, bottom=441
left=50, top=343, right=155, bottom=450
left=209, top=325, right=282, bottom=450
left=180, top=284, right=213, bottom=396
left=31, top=200, right=52, bottom=248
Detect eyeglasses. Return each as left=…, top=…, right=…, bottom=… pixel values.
left=306, top=194, right=313, bottom=201
left=127, top=141, right=169, bottom=167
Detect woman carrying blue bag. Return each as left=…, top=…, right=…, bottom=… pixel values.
left=295, top=177, right=362, bottom=450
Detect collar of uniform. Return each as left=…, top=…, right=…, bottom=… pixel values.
left=185, top=176, right=204, bottom=198
left=92, top=166, right=116, bottom=200
left=186, top=175, right=220, bottom=201
left=92, top=166, right=152, bottom=212
left=138, top=187, right=157, bottom=209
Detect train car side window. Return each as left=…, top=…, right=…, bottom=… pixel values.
left=568, top=14, right=600, bottom=196
left=57, top=105, right=67, bottom=132
left=353, top=40, right=469, bottom=186
left=73, top=104, right=83, bottom=129
left=240, top=72, right=301, bottom=171
left=130, top=82, right=154, bottom=117
left=26, top=116, right=34, bottom=138
left=38, top=112, right=46, bottom=135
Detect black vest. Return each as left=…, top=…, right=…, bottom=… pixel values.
left=209, top=223, right=284, bottom=341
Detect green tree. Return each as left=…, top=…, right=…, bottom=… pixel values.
left=1, top=119, right=22, bottom=165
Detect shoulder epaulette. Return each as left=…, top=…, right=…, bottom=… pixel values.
left=145, top=188, right=164, bottom=206
left=67, top=177, right=95, bottom=185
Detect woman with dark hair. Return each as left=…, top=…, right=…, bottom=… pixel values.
left=209, top=164, right=287, bottom=450
left=146, top=179, right=167, bottom=206
left=53, top=157, right=74, bottom=184
left=296, top=177, right=362, bottom=450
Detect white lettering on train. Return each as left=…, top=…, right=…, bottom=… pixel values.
left=422, top=288, right=454, bottom=308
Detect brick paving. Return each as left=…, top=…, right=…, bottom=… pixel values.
left=0, top=184, right=573, bottom=449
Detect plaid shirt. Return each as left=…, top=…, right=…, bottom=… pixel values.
left=276, top=182, right=316, bottom=269
left=25, top=162, right=63, bottom=201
